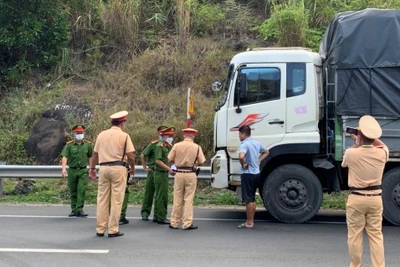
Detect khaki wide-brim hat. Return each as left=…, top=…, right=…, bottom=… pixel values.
left=110, top=110, right=128, bottom=121
left=182, top=128, right=198, bottom=135
left=359, top=115, right=382, bottom=139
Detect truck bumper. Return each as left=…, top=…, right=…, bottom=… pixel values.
left=210, top=150, right=229, bottom=189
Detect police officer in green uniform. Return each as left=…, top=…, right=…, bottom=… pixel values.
left=140, top=125, right=168, bottom=222
left=154, top=127, right=176, bottom=224
left=61, top=125, right=93, bottom=217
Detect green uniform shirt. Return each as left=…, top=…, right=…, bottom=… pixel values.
left=61, top=140, right=93, bottom=168
left=154, top=142, right=172, bottom=171
left=142, top=140, right=160, bottom=168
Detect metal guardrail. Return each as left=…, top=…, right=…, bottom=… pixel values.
left=0, top=165, right=211, bottom=196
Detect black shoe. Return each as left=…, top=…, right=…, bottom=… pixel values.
left=142, top=216, right=149, bottom=221
left=169, top=225, right=178, bottom=229
left=76, top=211, right=88, bottom=217
left=183, top=225, right=198, bottom=230
left=96, top=233, right=104, bottom=237
left=68, top=211, right=76, bottom=217
left=119, top=217, right=129, bottom=225
left=108, top=232, right=124, bottom=238
left=157, top=219, right=170, bottom=225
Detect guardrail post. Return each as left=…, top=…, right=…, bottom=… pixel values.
left=0, top=162, right=5, bottom=197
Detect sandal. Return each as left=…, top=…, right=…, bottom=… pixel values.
left=237, top=223, right=254, bottom=229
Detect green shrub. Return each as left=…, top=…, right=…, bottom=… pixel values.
left=305, top=28, right=325, bottom=52
left=258, top=3, right=308, bottom=46
left=0, top=133, right=32, bottom=164
left=192, top=3, right=225, bottom=36
left=0, top=0, right=70, bottom=88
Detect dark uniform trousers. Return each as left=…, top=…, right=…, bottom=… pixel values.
left=153, top=170, right=168, bottom=221
left=67, top=168, right=88, bottom=212
left=120, top=172, right=130, bottom=219
left=141, top=169, right=157, bottom=218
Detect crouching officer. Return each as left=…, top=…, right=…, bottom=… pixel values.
left=168, top=128, right=206, bottom=230
left=61, top=125, right=93, bottom=217
left=154, top=127, right=176, bottom=224
left=342, top=115, right=389, bottom=267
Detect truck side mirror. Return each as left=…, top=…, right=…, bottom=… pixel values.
left=212, top=81, right=222, bottom=92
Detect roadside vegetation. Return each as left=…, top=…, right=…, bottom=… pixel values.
left=1, top=178, right=348, bottom=210
left=0, top=0, right=395, bottom=207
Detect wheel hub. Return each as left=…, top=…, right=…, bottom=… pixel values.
left=279, top=179, right=308, bottom=208
left=393, top=183, right=400, bottom=207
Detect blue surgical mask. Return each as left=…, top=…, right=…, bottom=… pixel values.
left=75, top=134, right=84, bottom=141
left=159, top=135, right=162, bottom=141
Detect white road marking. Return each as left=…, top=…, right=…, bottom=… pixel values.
left=0, top=248, right=109, bottom=254
left=0, top=214, right=346, bottom=225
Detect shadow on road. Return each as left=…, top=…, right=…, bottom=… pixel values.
left=201, top=208, right=396, bottom=227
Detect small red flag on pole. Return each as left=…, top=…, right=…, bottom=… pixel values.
left=187, top=88, right=194, bottom=127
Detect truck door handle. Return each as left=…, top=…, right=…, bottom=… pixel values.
left=269, top=121, right=284, bottom=125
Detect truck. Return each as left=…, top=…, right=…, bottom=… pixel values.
left=209, top=8, right=400, bottom=225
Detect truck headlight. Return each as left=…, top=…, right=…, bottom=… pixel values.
left=212, top=157, right=221, bottom=174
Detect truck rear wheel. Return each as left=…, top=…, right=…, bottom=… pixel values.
left=262, top=164, right=323, bottom=224
left=382, top=168, right=400, bottom=226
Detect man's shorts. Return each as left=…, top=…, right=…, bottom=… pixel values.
left=241, top=173, right=260, bottom=203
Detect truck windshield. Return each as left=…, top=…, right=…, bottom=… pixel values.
left=217, top=64, right=234, bottom=109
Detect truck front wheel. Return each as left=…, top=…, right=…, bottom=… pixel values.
left=262, top=164, right=323, bottom=224
left=382, top=168, right=400, bottom=226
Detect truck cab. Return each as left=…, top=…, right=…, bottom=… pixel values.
left=210, top=47, right=400, bottom=225
left=212, top=48, right=324, bottom=185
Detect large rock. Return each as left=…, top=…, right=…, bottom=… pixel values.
left=24, top=103, right=92, bottom=164
left=14, top=179, right=36, bottom=195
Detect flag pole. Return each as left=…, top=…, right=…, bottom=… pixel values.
left=186, top=88, right=191, bottom=128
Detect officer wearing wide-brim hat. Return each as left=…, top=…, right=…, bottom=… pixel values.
left=61, top=125, right=93, bottom=217
left=168, top=128, right=206, bottom=230
left=89, top=110, right=136, bottom=238
left=153, top=126, right=176, bottom=224
left=342, top=115, right=389, bottom=267
left=140, top=125, right=168, bottom=222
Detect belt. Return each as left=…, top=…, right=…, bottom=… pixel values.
left=176, top=170, right=195, bottom=173
left=351, top=192, right=382, bottom=197
left=69, top=166, right=87, bottom=170
left=99, top=161, right=127, bottom=167
left=349, top=185, right=381, bottom=190
left=176, top=166, right=193, bottom=170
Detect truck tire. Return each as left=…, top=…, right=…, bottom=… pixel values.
left=262, top=164, right=323, bottom=224
left=382, top=168, right=400, bottom=226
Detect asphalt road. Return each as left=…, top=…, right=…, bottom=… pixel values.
left=0, top=206, right=399, bottom=267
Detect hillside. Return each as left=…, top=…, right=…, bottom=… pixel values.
left=1, top=0, right=399, bottom=164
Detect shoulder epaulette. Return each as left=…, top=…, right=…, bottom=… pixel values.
left=83, top=139, right=91, bottom=143
left=66, top=140, right=74, bottom=144
left=151, top=140, right=158, bottom=144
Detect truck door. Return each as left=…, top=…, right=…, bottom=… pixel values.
left=226, top=64, right=287, bottom=159
left=285, top=63, right=318, bottom=133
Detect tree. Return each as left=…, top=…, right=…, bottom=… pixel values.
left=0, top=0, right=70, bottom=89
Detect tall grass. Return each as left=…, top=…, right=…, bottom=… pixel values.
left=99, top=0, right=140, bottom=52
